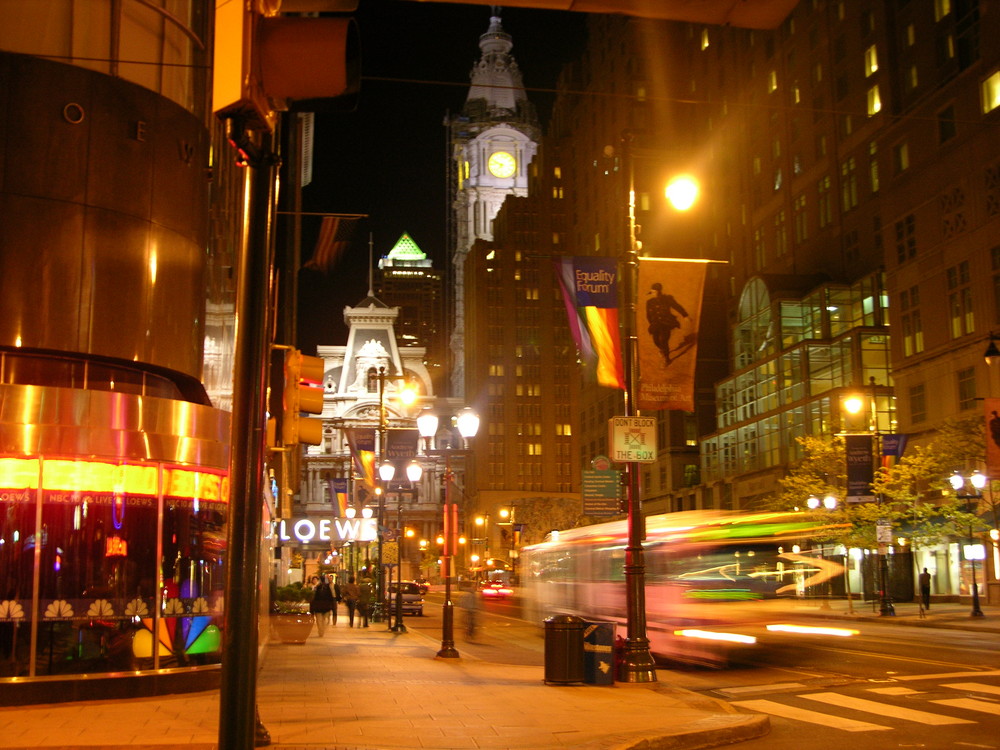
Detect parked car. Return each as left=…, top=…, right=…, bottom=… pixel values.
left=415, top=578, right=430, bottom=595
left=388, top=581, right=425, bottom=615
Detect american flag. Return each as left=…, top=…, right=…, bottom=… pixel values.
left=304, top=215, right=359, bottom=274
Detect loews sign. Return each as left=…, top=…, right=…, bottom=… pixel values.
left=277, top=517, right=377, bottom=545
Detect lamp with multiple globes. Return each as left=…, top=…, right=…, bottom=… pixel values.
left=417, top=407, right=479, bottom=659
left=948, top=470, right=987, bottom=618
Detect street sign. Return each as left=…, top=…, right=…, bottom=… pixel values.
left=876, top=519, right=892, bottom=544
left=582, top=469, right=620, bottom=516
left=608, top=417, right=657, bottom=463
left=383, top=541, right=398, bottom=564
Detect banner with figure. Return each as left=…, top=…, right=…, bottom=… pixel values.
left=986, top=399, right=1000, bottom=477
left=636, top=258, right=707, bottom=411
left=554, top=256, right=625, bottom=390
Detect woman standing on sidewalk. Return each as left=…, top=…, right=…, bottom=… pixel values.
left=342, top=575, right=360, bottom=627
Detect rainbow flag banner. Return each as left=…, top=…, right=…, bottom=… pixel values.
left=554, top=256, right=624, bottom=389
left=329, top=477, right=349, bottom=516
left=345, top=428, right=376, bottom=490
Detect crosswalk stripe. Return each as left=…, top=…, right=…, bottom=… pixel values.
left=943, top=682, right=1000, bottom=697
left=933, top=697, right=1000, bottom=716
left=730, top=699, right=891, bottom=732
left=867, top=687, right=920, bottom=695
left=802, top=692, right=975, bottom=725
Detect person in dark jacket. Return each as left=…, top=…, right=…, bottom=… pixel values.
left=311, top=575, right=336, bottom=635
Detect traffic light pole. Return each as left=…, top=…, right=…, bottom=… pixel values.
left=218, top=120, right=278, bottom=750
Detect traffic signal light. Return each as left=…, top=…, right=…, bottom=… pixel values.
left=213, top=0, right=361, bottom=132
left=281, top=349, right=325, bottom=445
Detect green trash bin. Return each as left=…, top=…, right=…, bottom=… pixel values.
left=543, top=615, right=585, bottom=684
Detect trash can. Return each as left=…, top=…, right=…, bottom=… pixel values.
left=582, top=621, right=616, bottom=685
left=543, top=615, right=585, bottom=684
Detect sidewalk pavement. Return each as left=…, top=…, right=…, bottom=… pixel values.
left=1, top=597, right=996, bottom=750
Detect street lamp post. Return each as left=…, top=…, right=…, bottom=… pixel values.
left=417, top=407, right=479, bottom=659
left=391, top=459, right=422, bottom=633
left=949, top=471, right=986, bottom=617
left=843, top=382, right=895, bottom=617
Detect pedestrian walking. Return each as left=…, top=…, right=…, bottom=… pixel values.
left=342, top=575, right=360, bottom=627
left=310, top=575, right=336, bottom=636
left=330, top=575, right=342, bottom=625
left=919, top=567, right=932, bottom=610
left=357, top=574, right=373, bottom=628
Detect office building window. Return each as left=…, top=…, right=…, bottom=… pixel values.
left=840, top=157, right=858, bottom=210
left=938, top=105, right=957, bottom=143
left=868, top=141, right=879, bottom=193
left=895, top=214, right=916, bottom=264
left=867, top=84, right=882, bottom=115
left=865, top=45, right=878, bottom=76
left=899, top=286, right=924, bottom=357
left=909, top=384, right=926, bottom=424
left=982, top=71, right=1000, bottom=114
left=774, top=210, right=788, bottom=257
left=794, top=194, right=808, bottom=243
left=894, top=141, right=910, bottom=173
left=947, top=260, right=975, bottom=338
left=957, top=368, right=977, bottom=411
left=818, top=175, right=833, bottom=227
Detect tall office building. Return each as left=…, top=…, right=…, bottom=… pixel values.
left=376, top=233, right=446, bottom=393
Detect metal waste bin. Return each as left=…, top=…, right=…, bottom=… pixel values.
left=582, top=621, right=616, bottom=685
left=543, top=615, right=585, bottom=684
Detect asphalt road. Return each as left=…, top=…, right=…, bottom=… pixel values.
left=411, top=593, right=1000, bottom=749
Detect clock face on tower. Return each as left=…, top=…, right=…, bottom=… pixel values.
left=487, top=151, right=516, bottom=178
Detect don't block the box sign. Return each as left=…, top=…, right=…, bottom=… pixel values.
left=278, top=517, right=377, bottom=544
left=608, top=417, right=657, bottom=463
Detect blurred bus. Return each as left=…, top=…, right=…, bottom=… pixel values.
left=520, top=510, right=849, bottom=666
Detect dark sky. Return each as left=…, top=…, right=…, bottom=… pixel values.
left=296, top=1, right=588, bottom=353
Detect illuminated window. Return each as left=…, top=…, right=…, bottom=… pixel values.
left=554, top=166, right=562, bottom=179
left=768, top=70, right=778, bottom=92
left=934, top=0, right=951, bottom=21
left=701, top=28, right=710, bottom=50
left=906, top=24, right=915, bottom=46
left=865, top=45, right=878, bottom=76
left=908, top=65, right=919, bottom=91
left=983, top=71, right=1000, bottom=114
left=948, top=261, right=975, bottom=339
left=894, top=141, right=910, bottom=173
left=867, top=85, right=882, bottom=115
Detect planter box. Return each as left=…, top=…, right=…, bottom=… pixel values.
left=271, top=612, right=314, bottom=644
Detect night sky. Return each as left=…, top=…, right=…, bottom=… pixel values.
left=296, top=1, right=588, bottom=353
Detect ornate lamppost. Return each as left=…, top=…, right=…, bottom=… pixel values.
left=949, top=470, right=987, bottom=617
left=417, top=407, right=479, bottom=659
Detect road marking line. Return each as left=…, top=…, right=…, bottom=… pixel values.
left=898, top=670, right=1000, bottom=681
left=943, top=683, right=1000, bottom=697
left=730, top=699, right=890, bottom=731
left=717, top=682, right=805, bottom=696
left=867, top=687, right=920, bottom=695
left=933, top=698, right=1000, bottom=716
left=802, top=692, right=975, bottom=725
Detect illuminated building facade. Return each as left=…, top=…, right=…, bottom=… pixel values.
left=0, top=4, right=241, bottom=698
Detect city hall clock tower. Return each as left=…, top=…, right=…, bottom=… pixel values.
left=447, top=9, right=539, bottom=398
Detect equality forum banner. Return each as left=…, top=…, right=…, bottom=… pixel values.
left=554, top=256, right=625, bottom=389
left=635, top=258, right=707, bottom=411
